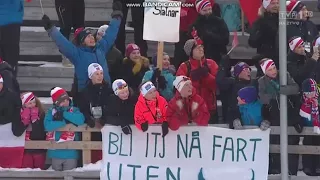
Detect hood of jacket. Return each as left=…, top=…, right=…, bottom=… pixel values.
left=0, top=62, right=13, bottom=73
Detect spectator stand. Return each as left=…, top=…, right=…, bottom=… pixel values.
left=0, top=124, right=320, bottom=179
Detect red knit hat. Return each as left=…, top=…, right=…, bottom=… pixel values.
left=21, top=92, right=35, bottom=105
left=286, top=0, right=304, bottom=14
left=126, top=43, right=140, bottom=57
left=195, top=0, right=213, bottom=13
left=50, top=87, right=69, bottom=105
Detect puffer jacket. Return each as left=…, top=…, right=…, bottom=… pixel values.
left=134, top=92, right=168, bottom=130
left=176, top=58, right=218, bottom=111
left=167, top=88, right=209, bottom=130
left=47, top=18, right=121, bottom=90
left=0, top=0, right=23, bottom=26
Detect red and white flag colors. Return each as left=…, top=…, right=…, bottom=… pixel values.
left=260, top=59, right=275, bottom=74
left=289, top=37, right=304, bottom=51
left=21, top=92, right=35, bottom=105
left=0, top=75, right=3, bottom=83
left=0, top=123, right=25, bottom=168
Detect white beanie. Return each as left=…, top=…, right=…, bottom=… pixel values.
left=140, top=81, right=156, bottom=97
left=173, top=76, right=192, bottom=92
left=21, top=92, right=35, bottom=105
left=260, top=59, right=275, bottom=74
left=88, top=63, right=103, bottom=79
left=112, top=79, right=128, bottom=95
left=289, top=37, right=304, bottom=51
left=263, top=0, right=272, bottom=9
left=97, top=25, right=109, bottom=36
left=314, top=37, right=320, bottom=47
left=0, top=75, right=3, bottom=83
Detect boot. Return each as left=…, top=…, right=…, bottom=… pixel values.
left=62, top=55, right=73, bottom=67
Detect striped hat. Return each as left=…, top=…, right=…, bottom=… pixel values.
left=260, top=59, right=275, bottom=74
left=286, top=0, right=304, bottom=14
left=21, top=92, right=35, bottom=105
left=289, top=36, right=304, bottom=51
left=195, top=0, right=212, bottom=12
left=50, top=87, right=69, bottom=105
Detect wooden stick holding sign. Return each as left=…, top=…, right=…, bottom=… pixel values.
left=156, top=42, right=164, bottom=70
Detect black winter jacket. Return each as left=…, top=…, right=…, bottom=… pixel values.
left=104, top=90, right=137, bottom=127
left=191, top=14, right=229, bottom=65
left=0, top=62, right=20, bottom=94
left=287, top=19, right=318, bottom=53
left=216, top=64, right=257, bottom=128
left=287, top=51, right=319, bottom=87
left=248, top=12, right=279, bottom=65
left=26, top=113, right=46, bottom=153
left=78, top=82, right=113, bottom=126
left=0, top=88, right=26, bottom=137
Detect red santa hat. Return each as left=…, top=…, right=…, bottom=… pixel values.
left=195, top=0, right=212, bottom=13
left=289, top=36, right=304, bottom=51
left=50, top=87, right=69, bottom=105
left=126, top=43, right=140, bottom=57
left=88, top=63, right=103, bottom=79
left=0, top=75, right=3, bottom=83
left=286, top=0, right=304, bottom=14
left=260, top=59, right=275, bottom=74
left=21, top=92, right=35, bottom=105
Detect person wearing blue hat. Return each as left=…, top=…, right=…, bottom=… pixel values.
left=216, top=55, right=257, bottom=127
left=232, top=86, right=270, bottom=130
left=142, top=52, right=175, bottom=101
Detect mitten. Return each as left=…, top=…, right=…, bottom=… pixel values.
left=42, top=15, right=53, bottom=31
left=20, top=108, right=31, bottom=126
left=259, top=120, right=270, bottom=131
left=30, top=107, right=39, bottom=123
left=157, top=76, right=167, bottom=90
left=141, top=122, right=149, bottom=132
left=86, top=117, right=96, bottom=128
left=233, top=118, right=243, bottom=130
left=121, top=125, right=132, bottom=135
left=151, top=68, right=161, bottom=83
left=190, top=66, right=209, bottom=81
left=161, top=121, right=169, bottom=137
left=111, top=1, right=123, bottom=19
left=262, top=104, right=271, bottom=119
left=294, top=123, right=303, bottom=133
left=53, top=109, right=64, bottom=121
left=191, top=27, right=203, bottom=45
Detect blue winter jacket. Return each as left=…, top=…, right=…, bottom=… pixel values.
left=239, top=101, right=263, bottom=126
left=142, top=69, right=175, bottom=101
left=44, top=102, right=85, bottom=159
left=0, top=0, right=24, bottom=26
left=47, top=18, right=121, bottom=90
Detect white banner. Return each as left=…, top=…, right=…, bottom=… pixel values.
left=101, top=125, right=270, bottom=180
left=143, top=0, right=181, bottom=42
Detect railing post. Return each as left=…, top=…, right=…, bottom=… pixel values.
left=82, top=131, right=92, bottom=165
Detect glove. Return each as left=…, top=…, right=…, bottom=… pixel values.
left=279, top=85, right=297, bottom=95
left=121, top=125, right=132, bottom=135
left=259, top=120, right=270, bottom=131
left=30, top=107, right=39, bottom=123
left=294, top=123, right=303, bottom=133
left=111, top=1, right=123, bottom=19
left=161, top=122, right=169, bottom=137
left=86, top=117, right=96, bottom=128
left=262, top=104, right=271, bottom=119
left=20, top=108, right=31, bottom=126
left=190, top=66, right=209, bottom=81
left=141, top=122, right=149, bottom=132
left=157, top=76, right=167, bottom=90
left=151, top=68, right=161, bottom=83
left=53, top=109, right=64, bottom=121
left=233, top=118, right=243, bottom=130
left=42, top=14, right=53, bottom=31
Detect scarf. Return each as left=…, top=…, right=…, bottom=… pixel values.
left=300, top=92, right=319, bottom=127
left=124, top=57, right=149, bottom=75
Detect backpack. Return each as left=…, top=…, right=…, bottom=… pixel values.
left=185, top=60, right=210, bottom=77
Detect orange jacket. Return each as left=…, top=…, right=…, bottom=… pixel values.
left=134, top=92, right=168, bottom=130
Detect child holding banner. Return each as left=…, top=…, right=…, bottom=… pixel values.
left=257, top=58, right=302, bottom=175
left=300, top=78, right=320, bottom=176
left=142, top=52, right=175, bottom=101
left=167, top=75, right=210, bottom=130
left=44, top=87, right=85, bottom=171
left=134, top=81, right=169, bottom=137
left=20, top=92, right=46, bottom=169
left=232, top=86, right=270, bottom=131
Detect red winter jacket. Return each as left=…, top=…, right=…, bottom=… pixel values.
left=167, top=88, right=210, bottom=130
left=180, top=0, right=216, bottom=32
left=134, top=92, right=168, bottom=131
left=176, top=58, right=218, bottom=111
